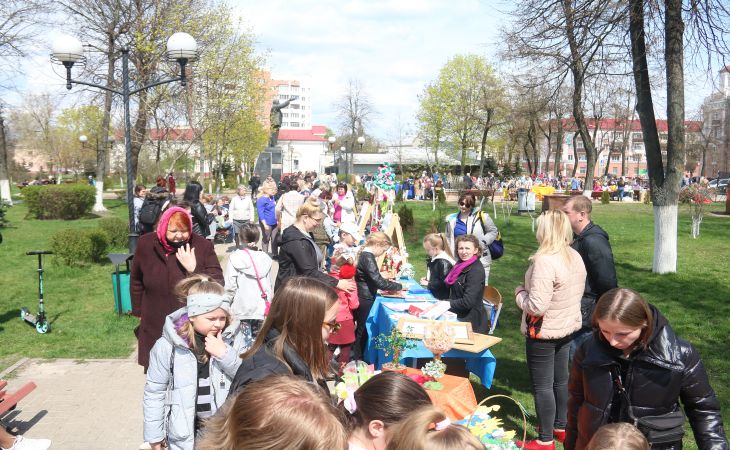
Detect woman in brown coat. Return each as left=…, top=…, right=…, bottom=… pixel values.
left=131, top=206, right=223, bottom=371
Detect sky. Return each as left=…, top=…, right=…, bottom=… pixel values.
left=7, top=0, right=725, bottom=139
left=229, top=0, right=512, bottom=140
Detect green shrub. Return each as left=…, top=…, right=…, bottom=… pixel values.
left=50, top=228, right=109, bottom=266
left=98, top=217, right=129, bottom=248
left=601, top=191, right=610, bottom=205
left=355, top=185, right=370, bottom=202
left=23, top=184, right=95, bottom=220
left=436, top=187, right=446, bottom=204
left=0, top=201, right=8, bottom=228
left=397, top=203, right=414, bottom=229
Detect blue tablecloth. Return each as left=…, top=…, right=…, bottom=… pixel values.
left=364, top=279, right=497, bottom=388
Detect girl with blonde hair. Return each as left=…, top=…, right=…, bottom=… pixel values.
left=354, top=232, right=403, bottom=359
left=420, top=233, right=455, bottom=300
left=198, top=375, right=348, bottom=450
left=385, top=406, right=484, bottom=450
left=514, top=209, right=586, bottom=450
left=585, top=423, right=649, bottom=450
left=143, top=275, right=251, bottom=450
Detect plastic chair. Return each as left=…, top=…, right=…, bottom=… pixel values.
left=483, top=285, right=503, bottom=335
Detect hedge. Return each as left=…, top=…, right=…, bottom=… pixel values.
left=50, top=228, right=109, bottom=266
left=98, top=217, right=129, bottom=249
left=23, top=184, right=95, bottom=220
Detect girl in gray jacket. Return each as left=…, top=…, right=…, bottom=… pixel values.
left=143, top=275, right=252, bottom=450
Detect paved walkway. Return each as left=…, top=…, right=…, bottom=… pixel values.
left=0, top=356, right=146, bottom=450
left=0, top=242, right=276, bottom=450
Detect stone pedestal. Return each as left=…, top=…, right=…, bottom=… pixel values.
left=254, top=146, right=283, bottom=181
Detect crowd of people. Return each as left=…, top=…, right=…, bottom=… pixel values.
left=124, top=170, right=726, bottom=450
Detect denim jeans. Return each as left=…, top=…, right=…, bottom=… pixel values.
left=525, top=335, right=571, bottom=442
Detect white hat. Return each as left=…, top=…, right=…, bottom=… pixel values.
left=339, top=222, right=362, bottom=243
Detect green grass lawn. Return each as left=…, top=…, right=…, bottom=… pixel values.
left=0, top=197, right=139, bottom=372
left=0, top=194, right=727, bottom=448
left=400, top=200, right=729, bottom=449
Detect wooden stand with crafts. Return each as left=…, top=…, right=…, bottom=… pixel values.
left=376, top=213, right=407, bottom=278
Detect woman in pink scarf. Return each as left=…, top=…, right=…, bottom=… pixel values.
left=130, top=206, right=223, bottom=371
left=444, top=234, right=488, bottom=333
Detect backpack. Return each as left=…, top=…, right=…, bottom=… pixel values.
left=138, top=191, right=171, bottom=234
left=477, top=211, right=504, bottom=260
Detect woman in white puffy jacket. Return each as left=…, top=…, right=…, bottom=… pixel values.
left=143, top=276, right=251, bottom=450
left=224, top=222, right=273, bottom=338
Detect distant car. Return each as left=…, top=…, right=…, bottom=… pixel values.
left=709, top=178, right=729, bottom=192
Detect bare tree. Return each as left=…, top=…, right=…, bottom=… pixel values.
left=335, top=79, right=375, bottom=178
left=0, top=0, right=50, bottom=202
left=504, top=0, right=626, bottom=195
left=61, top=0, right=132, bottom=211
left=628, top=0, right=730, bottom=273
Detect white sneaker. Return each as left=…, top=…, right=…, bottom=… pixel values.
left=138, top=443, right=152, bottom=450
left=3, top=435, right=52, bottom=450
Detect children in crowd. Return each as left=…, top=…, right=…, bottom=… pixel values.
left=585, top=423, right=649, bottom=450
left=143, top=275, right=251, bottom=450
left=332, top=221, right=362, bottom=271
left=385, top=406, right=484, bottom=450
left=224, top=223, right=273, bottom=339
left=420, top=233, right=456, bottom=300
left=354, top=232, right=403, bottom=360
left=228, top=277, right=340, bottom=396
left=328, top=261, right=359, bottom=369
left=338, top=371, right=432, bottom=450
left=197, top=375, right=347, bottom=450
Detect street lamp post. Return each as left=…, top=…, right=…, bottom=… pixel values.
left=356, top=136, right=365, bottom=178
left=328, top=136, right=336, bottom=173
left=340, top=146, right=346, bottom=179
left=52, top=32, right=197, bottom=254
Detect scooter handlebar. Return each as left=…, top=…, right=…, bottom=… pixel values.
left=26, top=251, right=53, bottom=255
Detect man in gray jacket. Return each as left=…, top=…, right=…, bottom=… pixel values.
left=562, top=195, right=618, bottom=359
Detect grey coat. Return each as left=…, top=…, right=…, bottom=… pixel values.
left=143, top=308, right=251, bottom=450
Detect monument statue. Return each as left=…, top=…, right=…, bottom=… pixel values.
left=269, top=96, right=298, bottom=147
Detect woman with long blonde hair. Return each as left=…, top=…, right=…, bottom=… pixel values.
left=514, top=209, right=586, bottom=450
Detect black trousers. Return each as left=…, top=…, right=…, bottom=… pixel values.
left=352, top=298, right=374, bottom=362
left=525, top=335, right=571, bottom=442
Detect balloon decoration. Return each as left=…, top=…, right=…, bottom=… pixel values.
left=374, top=162, right=397, bottom=190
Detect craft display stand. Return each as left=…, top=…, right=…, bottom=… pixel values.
left=376, top=213, right=408, bottom=269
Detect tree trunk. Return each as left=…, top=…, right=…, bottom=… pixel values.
left=130, top=89, right=149, bottom=183
left=93, top=38, right=115, bottom=213
left=629, top=0, right=685, bottom=273
left=478, top=111, right=493, bottom=178
left=563, top=0, right=597, bottom=196
left=571, top=131, right=579, bottom=177
left=554, top=119, right=564, bottom=177
left=0, top=110, right=11, bottom=204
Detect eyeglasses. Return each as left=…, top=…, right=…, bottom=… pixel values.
left=309, top=215, right=324, bottom=224
left=323, top=320, right=341, bottom=333
left=459, top=202, right=468, bottom=207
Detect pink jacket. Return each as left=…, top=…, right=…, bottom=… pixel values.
left=516, top=248, right=586, bottom=340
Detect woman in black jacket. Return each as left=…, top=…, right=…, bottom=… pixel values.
left=566, top=288, right=727, bottom=450
left=182, top=181, right=210, bottom=238
left=354, top=232, right=403, bottom=360
left=420, top=233, right=455, bottom=300
left=275, top=197, right=354, bottom=293
left=229, top=277, right=340, bottom=396
left=445, top=234, right=488, bottom=334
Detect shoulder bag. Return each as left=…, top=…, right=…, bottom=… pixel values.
left=243, top=248, right=270, bottom=316
left=611, top=367, right=685, bottom=446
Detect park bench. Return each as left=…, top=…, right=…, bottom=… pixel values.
left=0, top=380, right=37, bottom=415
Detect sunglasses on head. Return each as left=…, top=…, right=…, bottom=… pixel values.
left=323, top=320, right=341, bottom=333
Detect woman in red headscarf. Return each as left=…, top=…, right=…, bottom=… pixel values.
left=130, top=206, right=223, bottom=371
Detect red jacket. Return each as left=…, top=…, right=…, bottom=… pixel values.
left=130, top=232, right=222, bottom=370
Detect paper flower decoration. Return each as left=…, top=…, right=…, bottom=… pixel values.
left=375, top=162, right=397, bottom=190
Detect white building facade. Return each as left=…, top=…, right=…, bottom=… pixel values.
left=271, top=79, right=312, bottom=130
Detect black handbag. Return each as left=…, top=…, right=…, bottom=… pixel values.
left=611, top=367, right=686, bottom=445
